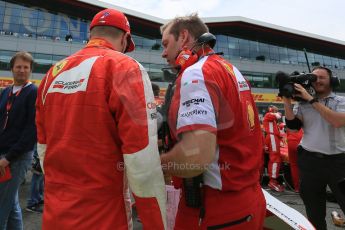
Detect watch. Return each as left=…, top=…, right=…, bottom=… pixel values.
left=308, top=98, right=319, bottom=104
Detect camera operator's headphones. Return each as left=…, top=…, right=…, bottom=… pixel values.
left=312, top=66, right=340, bottom=89
left=329, top=72, right=340, bottom=89
left=175, top=32, right=217, bottom=72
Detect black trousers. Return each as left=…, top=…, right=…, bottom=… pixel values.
left=298, top=146, right=345, bottom=230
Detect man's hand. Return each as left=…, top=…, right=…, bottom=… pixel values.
left=293, top=83, right=313, bottom=102
left=0, top=158, right=10, bottom=177
left=282, top=96, right=296, bottom=121
left=161, top=130, right=216, bottom=178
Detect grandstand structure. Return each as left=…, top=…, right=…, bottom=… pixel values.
left=1, top=0, right=345, bottom=114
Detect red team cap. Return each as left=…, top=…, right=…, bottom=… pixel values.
left=90, top=8, right=135, bottom=53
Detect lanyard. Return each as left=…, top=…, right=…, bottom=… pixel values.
left=3, top=83, right=28, bottom=130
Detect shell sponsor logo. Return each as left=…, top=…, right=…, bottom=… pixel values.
left=247, top=102, right=255, bottom=130
left=222, top=62, right=235, bottom=76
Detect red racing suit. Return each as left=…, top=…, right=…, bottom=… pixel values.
left=36, top=38, right=166, bottom=230
left=263, top=112, right=282, bottom=180
left=168, top=49, right=266, bottom=229
left=287, top=129, right=303, bottom=191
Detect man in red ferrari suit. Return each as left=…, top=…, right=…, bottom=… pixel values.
left=36, top=8, right=166, bottom=230
left=160, top=14, right=265, bottom=229
left=263, top=105, right=285, bottom=192
left=287, top=128, right=303, bottom=192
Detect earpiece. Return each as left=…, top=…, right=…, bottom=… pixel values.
left=330, top=75, right=340, bottom=88
left=325, top=67, right=340, bottom=88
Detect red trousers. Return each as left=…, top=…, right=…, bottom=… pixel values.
left=265, top=134, right=281, bottom=179
left=43, top=183, right=129, bottom=230
left=174, top=184, right=266, bottom=230
left=287, top=139, right=300, bottom=191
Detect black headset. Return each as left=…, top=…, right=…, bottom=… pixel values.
left=330, top=74, right=340, bottom=89
left=174, top=32, right=218, bottom=72
left=195, top=32, right=216, bottom=48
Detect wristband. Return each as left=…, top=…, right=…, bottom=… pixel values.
left=308, top=98, right=319, bottom=104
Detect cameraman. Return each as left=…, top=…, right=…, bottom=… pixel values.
left=283, top=66, right=345, bottom=230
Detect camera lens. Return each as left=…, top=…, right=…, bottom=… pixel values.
left=282, top=83, right=295, bottom=98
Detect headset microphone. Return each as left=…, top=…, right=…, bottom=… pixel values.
left=206, top=52, right=224, bottom=56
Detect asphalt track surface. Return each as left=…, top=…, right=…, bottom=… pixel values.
left=20, top=171, right=343, bottom=230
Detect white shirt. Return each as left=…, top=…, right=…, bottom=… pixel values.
left=294, top=93, right=345, bottom=155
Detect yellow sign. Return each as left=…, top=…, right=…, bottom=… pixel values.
left=0, top=78, right=282, bottom=104
left=0, top=77, right=42, bottom=88
left=160, top=89, right=282, bottom=103
left=252, top=93, right=283, bottom=103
